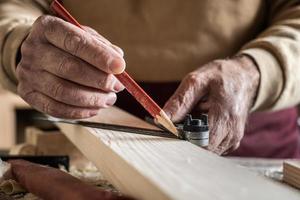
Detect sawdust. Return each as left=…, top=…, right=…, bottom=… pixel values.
left=0, top=162, right=119, bottom=200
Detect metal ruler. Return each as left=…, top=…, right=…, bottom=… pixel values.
left=36, top=115, right=209, bottom=147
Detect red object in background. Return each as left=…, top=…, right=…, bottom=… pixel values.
left=228, top=107, right=300, bottom=158
left=50, top=0, right=162, bottom=118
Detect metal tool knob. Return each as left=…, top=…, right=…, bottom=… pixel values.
left=179, top=114, right=209, bottom=147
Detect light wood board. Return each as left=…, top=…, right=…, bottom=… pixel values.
left=57, top=107, right=300, bottom=200
left=0, top=92, right=29, bottom=149
left=284, top=161, right=300, bottom=189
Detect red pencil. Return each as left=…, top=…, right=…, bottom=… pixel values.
left=50, top=0, right=178, bottom=136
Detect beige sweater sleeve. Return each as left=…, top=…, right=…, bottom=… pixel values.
left=0, top=0, right=48, bottom=93
left=241, top=0, right=300, bottom=111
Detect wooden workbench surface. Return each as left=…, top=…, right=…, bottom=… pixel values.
left=56, top=107, right=300, bottom=200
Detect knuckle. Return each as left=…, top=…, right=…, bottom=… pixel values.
left=72, top=92, right=108, bottom=108
left=57, top=56, right=76, bottom=75
left=20, top=40, right=33, bottom=56
left=18, top=87, right=35, bottom=105
left=212, top=68, right=226, bottom=84
left=69, top=87, right=80, bottom=100
left=20, top=42, right=35, bottom=64
left=210, top=74, right=224, bottom=89
left=33, top=15, right=62, bottom=44
left=21, top=39, right=47, bottom=69
left=51, top=82, right=64, bottom=99
left=185, top=72, right=201, bottom=86
left=41, top=100, right=52, bottom=115
left=35, top=15, right=55, bottom=30
left=78, top=93, right=96, bottom=107
left=34, top=15, right=57, bottom=37
left=16, top=65, right=30, bottom=82
left=67, top=88, right=89, bottom=106
left=64, top=31, right=87, bottom=55
left=89, top=94, right=101, bottom=107
left=35, top=15, right=49, bottom=26
left=59, top=57, right=88, bottom=79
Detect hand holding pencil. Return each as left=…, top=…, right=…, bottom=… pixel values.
left=16, top=12, right=126, bottom=118
left=17, top=0, right=177, bottom=135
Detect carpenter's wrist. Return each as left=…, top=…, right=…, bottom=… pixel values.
left=232, top=54, right=260, bottom=108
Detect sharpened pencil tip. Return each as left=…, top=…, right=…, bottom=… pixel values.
left=155, top=110, right=179, bottom=137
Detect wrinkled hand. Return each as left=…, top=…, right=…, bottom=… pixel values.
left=163, top=55, right=260, bottom=155
left=17, top=15, right=125, bottom=119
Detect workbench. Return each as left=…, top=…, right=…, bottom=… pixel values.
left=56, top=107, right=299, bottom=200
left=1, top=106, right=300, bottom=199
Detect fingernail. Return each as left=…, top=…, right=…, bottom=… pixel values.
left=105, top=94, right=117, bottom=107
left=113, top=81, right=125, bottom=92
left=108, top=57, right=126, bottom=74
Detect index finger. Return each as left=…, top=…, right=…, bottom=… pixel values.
left=41, top=16, right=125, bottom=74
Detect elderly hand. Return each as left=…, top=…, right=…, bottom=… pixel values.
left=163, top=55, right=260, bottom=155
left=17, top=15, right=125, bottom=119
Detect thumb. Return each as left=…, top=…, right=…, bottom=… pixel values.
left=163, top=73, right=208, bottom=122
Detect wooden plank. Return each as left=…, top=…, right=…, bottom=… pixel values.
left=57, top=107, right=300, bottom=200
left=24, top=127, right=88, bottom=167
left=283, top=161, right=300, bottom=189
left=0, top=92, right=29, bottom=149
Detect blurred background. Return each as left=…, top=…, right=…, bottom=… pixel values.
left=0, top=88, right=54, bottom=154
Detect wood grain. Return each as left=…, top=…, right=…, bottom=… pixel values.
left=283, top=161, right=300, bottom=189
left=57, top=107, right=300, bottom=200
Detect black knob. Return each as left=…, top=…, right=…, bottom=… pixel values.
left=183, top=115, right=208, bottom=132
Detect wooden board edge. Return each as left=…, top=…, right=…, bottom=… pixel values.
left=58, top=124, right=172, bottom=200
